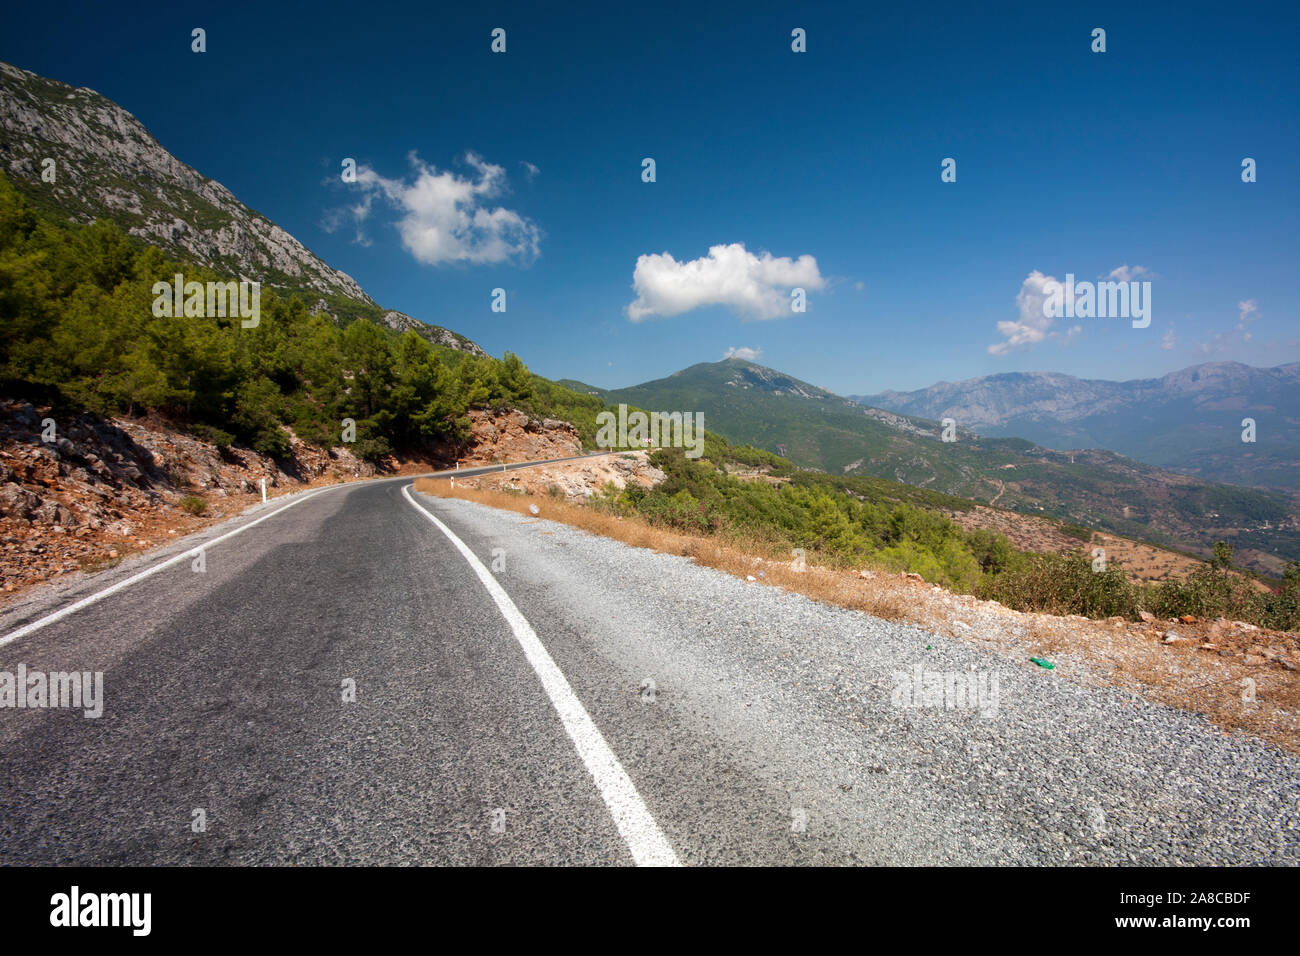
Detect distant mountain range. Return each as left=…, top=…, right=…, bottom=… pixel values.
left=0, top=60, right=485, bottom=357
left=852, top=363, right=1300, bottom=492
left=564, top=359, right=1300, bottom=576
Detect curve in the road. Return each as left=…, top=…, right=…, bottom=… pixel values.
left=0, top=453, right=611, bottom=649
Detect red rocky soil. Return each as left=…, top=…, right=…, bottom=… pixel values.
left=0, top=399, right=582, bottom=603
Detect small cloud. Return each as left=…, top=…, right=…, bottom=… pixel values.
left=1161, top=323, right=1177, bottom=350
left=321, top=196, right=375, bottom=246
left=520, top=161, right=540, bottom=181
left=1104, top=264, right=1152, bottom=282
left=988, top=270, right=1059, bottom=355
left=1196, top=333, right=1227, bottom=355
left=723, top=346, right=762, bottom=361
left=332, top=152, right=541, bottom=265
left=1197, top=299, right=1261, bottom=352
left=854, top=281, right=865, bottom=292
left=1236, top=299, right=1259, bottom=338
left=626, top=243, right=825, bottom=321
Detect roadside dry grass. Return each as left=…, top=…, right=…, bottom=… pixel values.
left=415, top=478, right=911, bottom=618
left=415, top=476, right=1300, bottom=754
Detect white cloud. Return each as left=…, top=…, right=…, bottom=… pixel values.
left=344, top=152, right=540, bottom=265
left=989, top=268, right=1160, bottom=354
left=1161, top=322, right=1177, bottom=350
left=1196, top=333, right=1228, bottom=355
left=321, top=197, right=374, bottom=245
left=1197, top=299, right=1261, bottom=352
left=988, top=270, right=1060, bottom=355
left=1236, top=299, right=1259, bottom=341
left=520, top=161, right=540, bottom=181
left=723, top=346, right=762, bottom=361
left=1104, top=264, right=1151, bottom=282
left=626, top=243, right=825, bottom=321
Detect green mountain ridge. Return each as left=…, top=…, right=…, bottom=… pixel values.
left=579, top=359, right=1300, bottom=576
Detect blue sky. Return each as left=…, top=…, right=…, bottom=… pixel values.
left=3, top=0, right=1297, bottom=394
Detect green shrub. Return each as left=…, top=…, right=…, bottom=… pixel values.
left=352, top=435, right=392, bottom=462
left=966, top=527, right=1015, bottom=574
left=1260, top=563, right=1300, bottom=630
left=1145, top=565, right=1262, bottom=622
left=979, top=551, right=1140, bottom=619
left=196, top=426, right=235, bottom=450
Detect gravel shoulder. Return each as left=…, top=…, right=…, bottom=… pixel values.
left=420, top=491, right=1300, bottom=865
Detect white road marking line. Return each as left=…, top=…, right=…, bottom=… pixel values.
left=402, top=484, right=680, bottom=867
left=0, top=487, right=334, bottom=650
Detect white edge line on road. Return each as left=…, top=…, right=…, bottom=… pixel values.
left=0, top=486, right=335, bottom=650
left=401, top=483, right=680, bottom=868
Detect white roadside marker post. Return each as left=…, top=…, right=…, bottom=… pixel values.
left=260, top=478, right=267, bottom=504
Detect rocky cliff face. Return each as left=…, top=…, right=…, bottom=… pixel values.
left=459, top=410, right=582, bottom=464
left=381, top=311, right=488, bottom=358
left=0, top=61, right=372, bottom=303
left=0, top=398, right=392, bottom=596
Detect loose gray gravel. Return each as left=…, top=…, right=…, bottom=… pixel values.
left=428, top=494, right=1300, bottom=866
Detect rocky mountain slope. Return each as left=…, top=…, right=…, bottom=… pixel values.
left=0, top=61, right=369, bottom=303
left=379, top=310, right=488, bottom=358
left=852, top=362, right=1300, bottom=491
left=0, top=59, right=486, bottom=357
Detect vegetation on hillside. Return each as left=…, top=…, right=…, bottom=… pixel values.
left=585, top=359, right=1300, bottom=577
left=593, top=446, right=1300, bottom=630
left=0, top=173, right=604, bottom=459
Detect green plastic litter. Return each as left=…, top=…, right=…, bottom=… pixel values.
left=1029, top=657, right=1055, bottom=669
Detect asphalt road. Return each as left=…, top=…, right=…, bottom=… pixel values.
left=1, top=467, right=1297, bottom=866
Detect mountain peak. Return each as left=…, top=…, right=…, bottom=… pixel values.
left=0, top=59, right=372, bottom=306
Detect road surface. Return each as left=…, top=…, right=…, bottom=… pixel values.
left=1, top=466, right=1297, bottom=865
